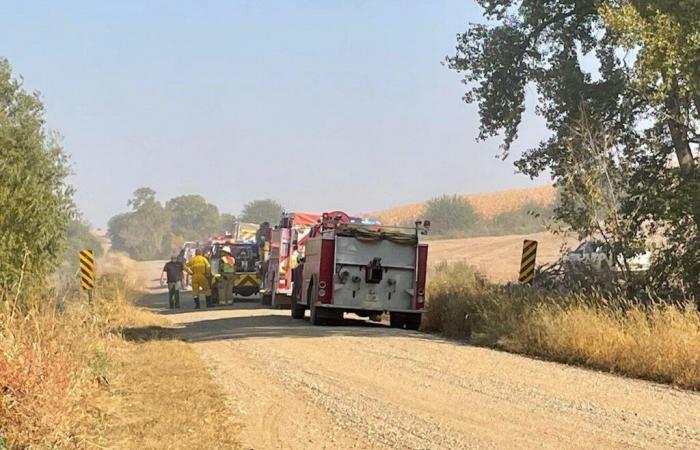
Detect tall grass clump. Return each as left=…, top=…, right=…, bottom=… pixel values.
left=0, top=273, right=146, bottom=449
left=426, top=261, right=700, bottom=390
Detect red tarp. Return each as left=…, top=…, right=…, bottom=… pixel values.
left=290, top=212, right=321, bottom=226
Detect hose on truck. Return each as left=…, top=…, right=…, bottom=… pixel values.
left=335, top=223, right=418, bottom=246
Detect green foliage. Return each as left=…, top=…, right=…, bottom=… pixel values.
left=480, top=201, right=554, bottom=236
left=0, top=58, right=74, bottom=293
left=166, top=195, right=221, bottom=241
left=218, top=213, right=236, bottom=232
left=107, top=188, right=242, bottom=260
left=239, top=199, right=284, bottom=224
left=65, top=219, right=102, bottom=259
left=448, top=1, right=700, bottom=299
left=424, top=195, right=478, bottom=235
left=108, top=188, right=172, bottom=260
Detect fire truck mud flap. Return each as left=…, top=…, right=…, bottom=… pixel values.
left=390, top=312, right=422, bottom=330
left=309, top=302, right=342, bottom=326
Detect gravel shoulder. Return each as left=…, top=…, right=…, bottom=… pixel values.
left=137, top=261, right=700, bottom=450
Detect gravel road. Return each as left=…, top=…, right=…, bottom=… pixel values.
left=138, top=268, right=700, bottom=450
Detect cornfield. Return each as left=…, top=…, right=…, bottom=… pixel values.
left=371, top=185, right=556, bottom=224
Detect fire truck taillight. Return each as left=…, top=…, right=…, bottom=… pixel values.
left=318, top=280, right=327, bottom=299
left=416, top=289, right=425, bottom=308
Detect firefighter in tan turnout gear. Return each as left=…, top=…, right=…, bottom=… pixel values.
left=218, top=246, right=236, bottom=305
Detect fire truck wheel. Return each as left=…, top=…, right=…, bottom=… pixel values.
left=291, top=298, right=305, bottom=319
left=235, top=286, right=257, bottom=297
left=309, top=301, right=325, bottom=325
left=308, top=275, right=326, bottom=325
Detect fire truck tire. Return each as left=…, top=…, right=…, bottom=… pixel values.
left=291, top=298, right=305, bottom=319
left=235, top=286, right=258, bottom=297
left=308, top=275, right=324, bottom=325
left=309, top=301, right=325, bottom=326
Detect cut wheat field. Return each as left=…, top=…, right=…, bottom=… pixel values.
left=371, top=185, right=556, bottom=224
left=428, top=231, right=573, bottom=283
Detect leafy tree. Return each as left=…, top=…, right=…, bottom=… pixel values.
left=128, top=187, right=157, bottom=210
left=239, top=199, right=284, bottom=224
left=65, top=219, right=103, bottom=259
left=55, top=218, right=103, bottom=279
left=108, top=190, right=240, bottom=260
left=108, top=188, right=171, bottom=260
left=219, top=213, right=237, bottom=232
left=447, top=1, right=699, bottom=298
left=0, top=58, right=74, bottom=293
left=166, top=194, right=221, bottom=241
left=424, top=195, right=478, bottom=235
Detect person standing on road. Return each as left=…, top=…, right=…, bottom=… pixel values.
left=160, top=255, right=184, bottom=309
left=186, top=249, right=212, bottom=309
left=218, top=246, right=236, bottom=305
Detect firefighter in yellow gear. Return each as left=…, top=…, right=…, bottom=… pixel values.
left=186, top=249, right=212, bottom=309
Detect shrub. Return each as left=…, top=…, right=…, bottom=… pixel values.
left=0, top=58, right=74, bottom=294
left=424, top=195, right=478, bottom=235
left=480, top=201, right=553, bottom=236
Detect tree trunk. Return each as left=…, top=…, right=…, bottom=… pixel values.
left=664, top=83, right=700, bottom=230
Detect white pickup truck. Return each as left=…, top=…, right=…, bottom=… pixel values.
left=563, top=240, right=651, bottom=272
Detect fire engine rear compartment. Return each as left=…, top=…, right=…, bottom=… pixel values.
left=300, top=225, right=427, bottom=329
left=332, top=236, right=416, bottom=311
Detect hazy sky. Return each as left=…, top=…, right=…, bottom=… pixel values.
left=2, top=0, right=549, bottom=227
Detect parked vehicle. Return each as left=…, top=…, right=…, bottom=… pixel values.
left=262, top=212, right=320, bottom=307
left=293, top=211, right=430, bottom=329
left=208, top=235, right=262, bottom=300
left=563, top=240, right=651, bottom=272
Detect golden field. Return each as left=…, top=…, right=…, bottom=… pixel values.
left=371, top=185, right=556, bottom=224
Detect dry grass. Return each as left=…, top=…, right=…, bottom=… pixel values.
left=371, top=185, right=556, bottom=224
left=425, top=261, right=700, bottom=390
left=99, top=340, right=240, bottom=449
left=516, top=302, right=700, bottom=387
left=0, top=262, right=239, bottom=448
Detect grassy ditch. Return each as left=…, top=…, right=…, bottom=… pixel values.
left=424, top=261, right=700, bottom=390
left=0, top=273, right=239, bottom=449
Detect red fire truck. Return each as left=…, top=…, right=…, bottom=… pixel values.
left=293, top=212, right=429, bottom=329
left=262, top=212, right=320, bottom=307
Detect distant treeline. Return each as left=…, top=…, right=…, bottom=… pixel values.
left=107, top=188, right=283, bottom=260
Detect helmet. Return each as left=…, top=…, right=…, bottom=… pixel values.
left=221, top=246, right=232, bottom=254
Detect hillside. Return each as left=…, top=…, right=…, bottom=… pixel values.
left=371, top=185, right=556, bottom=225
left=428, top=231, right=573, bottom=283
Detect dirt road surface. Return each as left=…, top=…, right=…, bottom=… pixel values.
left=139, top=261, right=700, bottom=450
